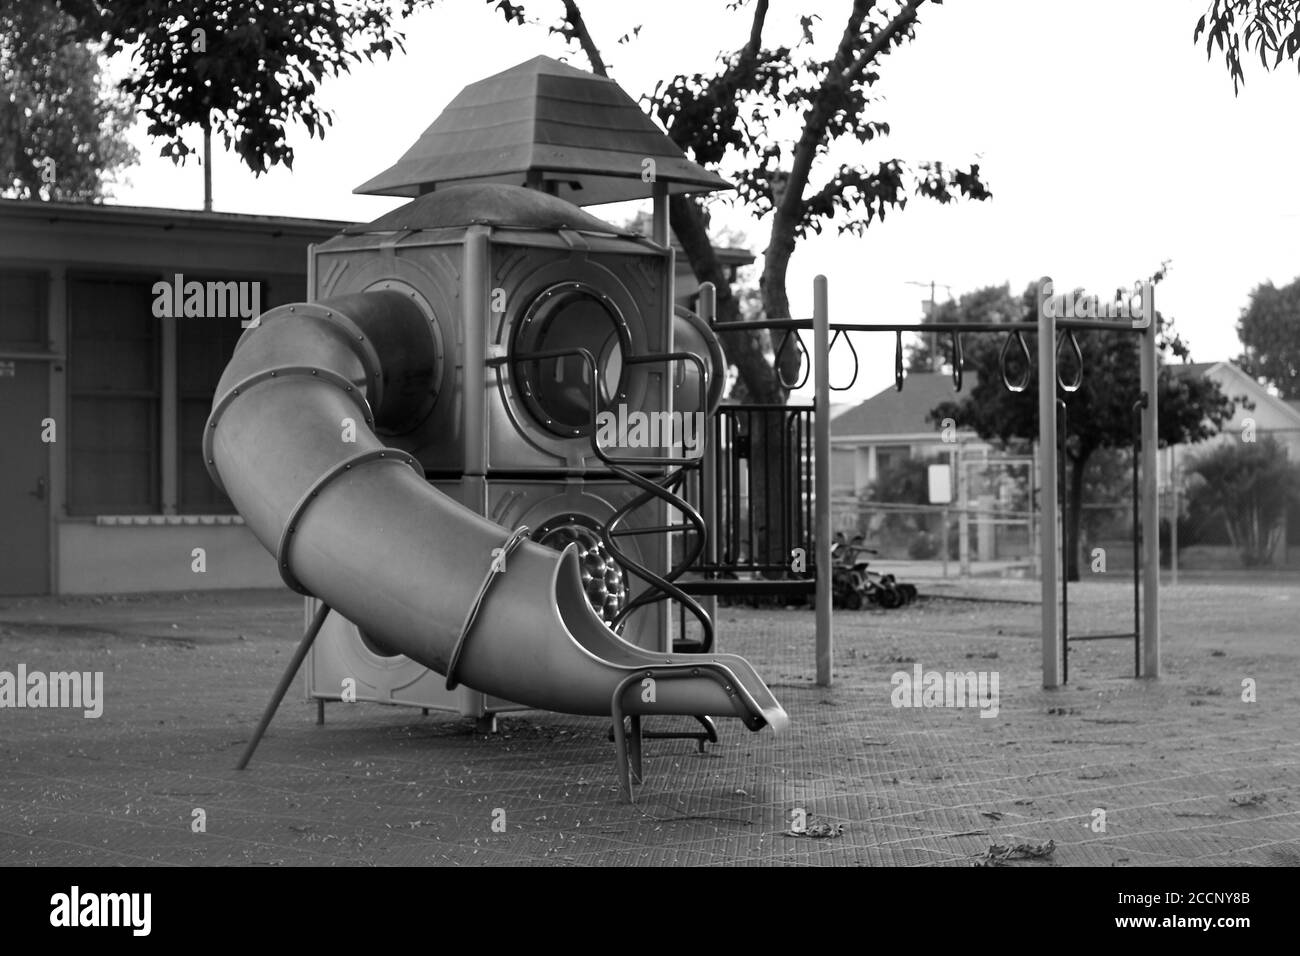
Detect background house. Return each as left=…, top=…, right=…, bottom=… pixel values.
left=1164, top=361, right=1300, bottom=563
left=830, top=371, right=995, bottom=494
left=829, top=371, right=1028, bottom=568
left=828, top=360, right=1299, bottom=570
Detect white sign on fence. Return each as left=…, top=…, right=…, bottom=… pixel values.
left=927, top=463, right=952, bottom=504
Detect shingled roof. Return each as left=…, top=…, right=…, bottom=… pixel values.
left=832, top=371, right=981, bottom=438
left=355, top=56, right=731, bottom=207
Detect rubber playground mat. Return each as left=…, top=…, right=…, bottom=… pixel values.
left=0, top=579, right=1297, bottom=866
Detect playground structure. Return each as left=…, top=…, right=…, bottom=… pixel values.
left=210, top=56, right=1160, bottom=805
left=717, top=275, right=1161, bottom=688
left=212, top=57, right=790, bottom=802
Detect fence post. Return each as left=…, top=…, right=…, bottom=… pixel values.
left=1037, top=285, right=1061, bottom=688
left=814, top=275, right=833, bottom=687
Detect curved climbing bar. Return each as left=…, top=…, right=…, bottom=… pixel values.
left=1000, top=328, right=1032, bottom=393
left=1056, top=329, right=1083, bottom=393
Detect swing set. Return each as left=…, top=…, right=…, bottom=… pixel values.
left=692, top=275, right=1161, bottom=689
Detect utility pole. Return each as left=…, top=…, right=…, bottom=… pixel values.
left=905, top=280, right=952, bottom=371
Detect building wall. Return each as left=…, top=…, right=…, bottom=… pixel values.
left=0, top=204, right=340, bottom=595
left=58, top=521, right=279, bottom=593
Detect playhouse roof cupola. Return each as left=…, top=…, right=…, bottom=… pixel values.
left=354, top=55, right=730, bottom=207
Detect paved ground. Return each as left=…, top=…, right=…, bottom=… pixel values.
left=0, top=577, right=1297, bottom=866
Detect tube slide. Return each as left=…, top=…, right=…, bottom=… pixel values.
left=204, top=292, right=788, bottom=734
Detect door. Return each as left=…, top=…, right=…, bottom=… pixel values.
left=0, top=358, right=50, bottom=594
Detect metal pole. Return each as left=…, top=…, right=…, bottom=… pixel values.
left=654, top=179, right=672, bottom=653
left=237, top=600, right=331, bottom=770
left=1170, top=450, right=1179, bottom=587
left=1059, top=400, right=1069, bottom=684
left=1133, top=399, right=1142, bottom=679
left=699, top=282, right=719, bottom=636
left=941, top=505, right=949, bottom=579
left=202, top=126, right=213, bottom=212
left=1037, top=284, right=1060, bottom=688
left=958, top=449, right=970, bottom=577
left=1140, top=319, right=1161, bottom=678
left=814, top=275, right=833, bottom=687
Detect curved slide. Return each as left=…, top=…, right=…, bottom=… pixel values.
left=205, top=290, right=788, bottom=775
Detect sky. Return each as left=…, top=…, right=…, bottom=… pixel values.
left=106, top=0, right=1300, bottom=404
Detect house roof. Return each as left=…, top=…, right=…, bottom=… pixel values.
left=0, top=197, right=347, bottom=240
left=1167, top=361, right=1220, bottom=380
left=1168, top=360, right=1300, bottom=423
left=832, top=371, right=979, bottom=438
left=354, top=56, right=731, bottom=206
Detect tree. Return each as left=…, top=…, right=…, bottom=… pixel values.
left=906, top=283, right=1018, bottom=373
left=1, top=0, right=137, bottom=200
left=1236, top=277, right=1300, bottom=399
left=58, top=0, right=428, bottom=172
left=1185, top=435, right=1300, bottom=565
left=1194, top=0, right=1300, bottom=93
left=926, top=277, right=1234, bottom=580
left=551, top=0, right=990, bottom=567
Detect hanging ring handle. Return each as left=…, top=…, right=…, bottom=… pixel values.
left=999, top=328, right=1032, bottom=393
left=1056, top=329, right=1083, bottom=393
left=950, top=331, right=964, bottom=392
left=894, top=331, right=905, bottom=392
left=828, top=328, right=859, bottom=392
left=775, top=328, right=810, bottom=390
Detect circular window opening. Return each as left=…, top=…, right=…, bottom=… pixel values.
left=512, top=283, right=629, bottom=438
left=532, top=515, right=628, bottom=628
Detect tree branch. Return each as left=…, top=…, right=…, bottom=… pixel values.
left=746, top=0, right=771, bottom=58
left=560, top=0, right=607, bottom=76
left=842, top=0, right=927, bottom=86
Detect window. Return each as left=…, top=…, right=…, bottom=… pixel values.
left=66, top=271, right=303, bottom=516
left=67, top=277, right=160, bottom=515
left=177, top=314, right=244, bottom=513
left=176, top=275, right=301, bottom=513
left=0, top=270, right=47, bottom=347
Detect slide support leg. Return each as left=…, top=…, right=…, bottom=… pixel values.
left=237, top=601, right=331, bottom=770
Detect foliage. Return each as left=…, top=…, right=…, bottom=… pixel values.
left=1, top=0, right=137, bottom=200
left=1194, top=0, right=1300, bottom=93
left=1185, top=435, right=1300, bottom=565
left=56, top=0, right=453, bottom=172
left=1235, top=276, right=1300, bottom=399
